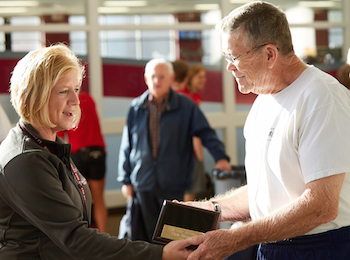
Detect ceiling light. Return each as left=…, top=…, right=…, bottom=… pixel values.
left=0, top=7, right=28, bottom=13
left=98, top=7, right=130, bottom=14
left=104, top=1, right=147, bottom=7
left=0, top=1, right=38, bottom=7
left=298, top=1, right=337, bottom=8
left=229, top=0, right=252, bottom=3
left=194, top=4, right=220, bottom=11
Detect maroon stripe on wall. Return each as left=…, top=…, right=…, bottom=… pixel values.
left=102, top=63, right=147, bottom=98
left=0, top=59, right=19, bottom=94
left=0, top=57, right=292, bottom=105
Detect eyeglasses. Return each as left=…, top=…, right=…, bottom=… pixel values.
left=222, top=43, right=270, bottom=64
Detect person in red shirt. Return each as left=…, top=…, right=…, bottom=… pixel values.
left=178, top=64, right=207, bottom=106
left=58, top=92, right=108, bottom=233
left=171, top=59, right=189, bottom=92
left=176, top=64, right=208, bottom=201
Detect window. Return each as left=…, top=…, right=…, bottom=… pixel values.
left=9, top=17, right=41, bottom=52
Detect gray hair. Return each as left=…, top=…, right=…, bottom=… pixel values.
left=145, top=58, right=174, bottom=77
left=215, top=1, right=293, bottom=56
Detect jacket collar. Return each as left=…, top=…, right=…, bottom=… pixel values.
left=19, top=119, right=71, bottom=168
left=139, top=88, right=180, bottom=111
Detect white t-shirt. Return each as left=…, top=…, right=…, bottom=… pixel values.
left=0, top=104, right=12, bottom=142
left=244, top=65, right=350, bottom=235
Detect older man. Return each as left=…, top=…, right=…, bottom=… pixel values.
left=184, top=2, right=350, bottom=260
left=117, top=58, right=231, bottom=243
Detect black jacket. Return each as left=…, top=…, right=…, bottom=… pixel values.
left=0, top=120, right=162, bottom=259
left=118, top=89, right=230, bottom=192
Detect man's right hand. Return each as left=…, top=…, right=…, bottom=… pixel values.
left=121, top=184, right=134, bottom=200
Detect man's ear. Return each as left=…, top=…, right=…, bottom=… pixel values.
left=266, top=45, right=278, bottom=69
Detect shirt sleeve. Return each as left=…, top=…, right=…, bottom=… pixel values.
left=117, top=124, right=132, bottom=185
left=299, top=102, right=350, bottom=183
left=191, top=105, right=230, bottom=162
left=117, top=106, right=134, bottom=185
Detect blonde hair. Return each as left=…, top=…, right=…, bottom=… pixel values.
left=10, top=44, right=85, bottom=128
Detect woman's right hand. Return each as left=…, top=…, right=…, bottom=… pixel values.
left=162, top=239, right=198, bottom=260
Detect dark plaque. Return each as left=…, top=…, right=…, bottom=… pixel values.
left=152, top=200, right=220, bottom=244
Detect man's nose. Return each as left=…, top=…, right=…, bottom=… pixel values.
left=226, top=62, right=237, bottom=72
left=153, top=77, right=159, bottom=83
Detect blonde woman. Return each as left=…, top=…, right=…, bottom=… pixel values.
left=0, top=44, right=192, bottom=260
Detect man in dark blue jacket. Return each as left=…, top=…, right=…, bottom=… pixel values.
left=117, top=58, right=231, bottom=242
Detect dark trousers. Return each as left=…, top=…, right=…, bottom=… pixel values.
left=118, top=190, right=183, bottom=243
left=257, top=226, right=350, bottom=260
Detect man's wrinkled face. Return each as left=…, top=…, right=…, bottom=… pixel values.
left=222, top=32, right=268, bottom=95
left=145, top=63, right=174, bottom=102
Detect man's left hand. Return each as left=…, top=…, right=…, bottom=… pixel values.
left=214, top=159, right=231, bottom=172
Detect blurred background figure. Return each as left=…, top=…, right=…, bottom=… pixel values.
left=179, top=64, right=207, bottom=105
left=171, top=59, right=189, bottom=91
left=0, top=103, right=12, bottom=144
left=59, top=92, right=108, bottom=233
left=177, top=64, right=207, bottom=201
left=336, top=48, right=350, bottom=89
left=118, top=58, right=230, bottom=242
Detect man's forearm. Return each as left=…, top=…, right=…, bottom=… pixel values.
left=231, top=173, right=345, bottom=250
left=211, top=185, right=250, bottom=222
left=185, top=174, right=345, bottom=260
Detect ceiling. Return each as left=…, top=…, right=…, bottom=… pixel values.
left=0, top=0, right=343, bottom=16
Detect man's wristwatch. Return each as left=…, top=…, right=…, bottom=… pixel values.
left=210, top=200, right=221, bottom=213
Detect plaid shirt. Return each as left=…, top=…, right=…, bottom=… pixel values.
left=148, top=91, right=170, bottom=159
